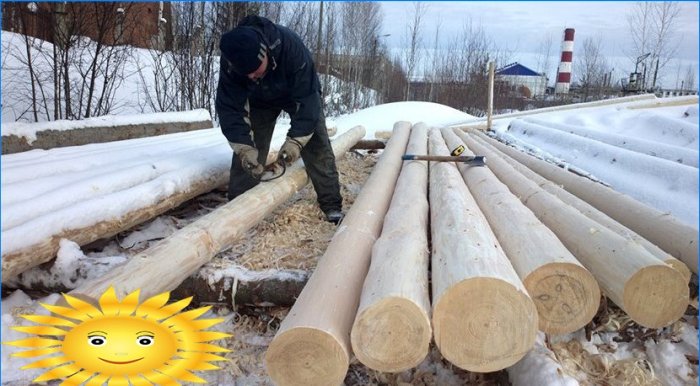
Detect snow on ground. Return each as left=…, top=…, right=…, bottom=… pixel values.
left=333, top=101, right=474, bottom=137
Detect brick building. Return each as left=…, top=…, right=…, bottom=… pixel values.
left=2, top=2, right=172, bottom=50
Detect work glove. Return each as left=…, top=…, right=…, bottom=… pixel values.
left=230, top=143, right=264, bottom=179
left=278, top=134, right=313, bottom=165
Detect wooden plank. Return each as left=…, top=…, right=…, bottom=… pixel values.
left=441, top=127, right=600, bottom=335
left=350, top=123, right=431, bottom=372
left=265, top=122, right=412, bottom=386
left=429, top=128, right=537, bottom=372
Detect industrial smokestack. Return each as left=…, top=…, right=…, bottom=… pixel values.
left=555, top=28, right=575, bottom=95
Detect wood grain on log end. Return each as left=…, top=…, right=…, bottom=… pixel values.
left=433, top=277, right=537, bottom=372
left=266, top=327, right=348, bottom=386
left=351, top=297, right=431, bottom=373
left=524, top=262, right=600, bottom=335
left=623, top=265, right=688, bottom=328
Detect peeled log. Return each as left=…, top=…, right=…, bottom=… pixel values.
left=442, top=128, right=600, bottom=335
left=66, top=126, right=366, bottom=302
left=471, top=130, right=698, bottom=274
left=265, top=122, right=412, bottom=386
left=350, top=123, right=431, bottom=372
left=459, top=130, right=688, bottom=328
left=429, top=129, right=537, bottom=372
left=468, top=133, right=691, bottom=283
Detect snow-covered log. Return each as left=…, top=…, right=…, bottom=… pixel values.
left=450, top=94, right=657, bottom=128
left=265, top=122, right=411, bottom=386
left=429, top=128, right=537, bottom=372
left=350, top=123, right=431, bottom=373
left=471, top=129, right=698, bottom=275
left=1, top=109, right=213, bottom=154
left=442, top=127, right=600, bottom=335
left=468, top=132, right=691, bottom=283
left=2, top=165, right=228, bottom=283
left=625, top=95, right=698, bottom=110
left=519, top=117, right=698, bottom=168
left=66, top=126, right=365, bottom=302
left=459, top=130, right=689, bottom=328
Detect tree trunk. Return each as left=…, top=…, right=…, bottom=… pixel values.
left=429, top=129, right=537, bottom=372
left=442, top=128, right=600, bottom=335
left=265, top=122, right=411, bottom=386
left=350, top=123, right=431, bottom=372
left=459, top=130, right=688, bottom=328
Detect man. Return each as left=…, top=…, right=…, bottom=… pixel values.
left=216, top=15, right=344, bottom=224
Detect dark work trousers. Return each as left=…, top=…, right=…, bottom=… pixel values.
left=228, top=106, right=343, bottom=214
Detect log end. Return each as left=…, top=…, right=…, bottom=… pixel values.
left=351, top=297, right=432, bottom=373
left=433, top=277, right=538, bottom=372
left=623, top=264, right=689, bottom=328
left=524, top=262, right=601, bottom=335
left=665, top=258, right=692, bottom=284
left=266, top=327, right=349, bottom=386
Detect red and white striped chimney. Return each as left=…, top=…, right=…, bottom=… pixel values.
left=555, top=28, right=575, bottom=94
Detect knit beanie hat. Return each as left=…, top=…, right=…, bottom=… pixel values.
left=220, top=26, right=266, bottom=75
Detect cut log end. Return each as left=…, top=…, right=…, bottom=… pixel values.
left=351, top=297, right=431, bottom=373
left=666, top=258, right=692, bottom=284
left=524, top=262, right=601, bottom=335
left=623, top=265, right=689, bottom=328
left=433, top=277, right=538, bottom=372
left=265, top=327, right=349, bottom=386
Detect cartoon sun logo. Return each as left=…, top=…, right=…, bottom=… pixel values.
left=4, top=287, right=231, bottom=385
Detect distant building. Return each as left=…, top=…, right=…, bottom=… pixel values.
left=1, top=2, right=172, bottom=50
left=496, top=62, right=547, bottom=98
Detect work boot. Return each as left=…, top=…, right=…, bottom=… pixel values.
left=324, top=209, right=344, bottom=225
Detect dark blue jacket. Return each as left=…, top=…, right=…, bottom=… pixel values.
left=216, top=16, right=321, bottom=146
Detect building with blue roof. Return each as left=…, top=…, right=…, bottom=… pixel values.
left=496, top=62, right=547, bottom=98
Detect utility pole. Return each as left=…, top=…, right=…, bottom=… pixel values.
left=487, top=61, right=495, bottom=130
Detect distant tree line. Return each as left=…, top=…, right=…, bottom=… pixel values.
left=2, top=1, right=693, bottom=122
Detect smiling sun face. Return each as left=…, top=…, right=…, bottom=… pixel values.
left=62, top=316, right=177, bottom=376
left=4, top=287, right=231, bottom=385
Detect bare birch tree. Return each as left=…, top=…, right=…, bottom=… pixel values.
left=626, top=2, right=681, bottom=89
left=403, top=1, right=427, bottom=100
left=576, top=36, right=610, bottom=101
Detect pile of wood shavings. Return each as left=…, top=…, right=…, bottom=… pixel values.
left=219, top=150, right=378, bottom=271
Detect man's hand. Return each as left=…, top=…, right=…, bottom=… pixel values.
left=231, top=143, right=264, bottom=179
left=278, top=134, right=312, bottom=165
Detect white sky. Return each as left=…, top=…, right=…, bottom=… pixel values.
left=380, top=1, right=699, bottom=87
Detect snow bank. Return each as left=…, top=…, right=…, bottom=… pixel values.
left=333, top=101, right=474, bottom=138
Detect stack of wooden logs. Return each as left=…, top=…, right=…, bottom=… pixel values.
left=9, top=119, right=693, bottom=384
left=265, top=122, right=694, bottom=385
